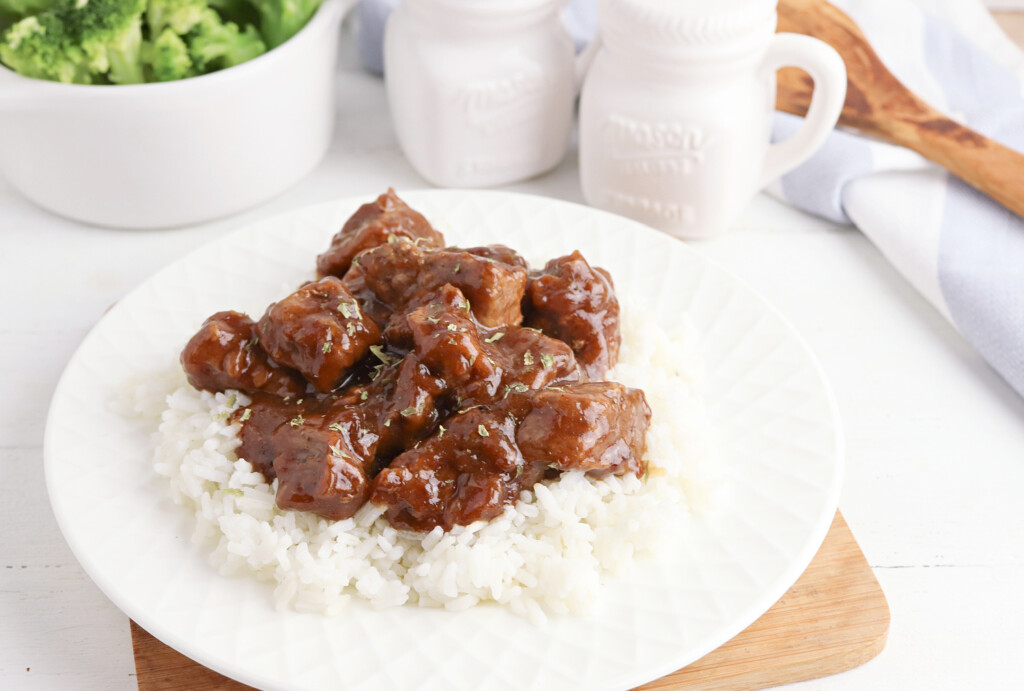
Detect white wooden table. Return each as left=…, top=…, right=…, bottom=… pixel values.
left=3, top=22, right=1024, bottom=691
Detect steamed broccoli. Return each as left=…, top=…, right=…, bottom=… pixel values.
left=188, top=8, right=264, bottom=72
left=0, top=0, right=58, bottom=18
left=244, top=0, right=320, bottom=49
left=0, top=0, right=146, bottom=84
left=0, top=13, right=91, bottom=83
left=74, top=0, right=148, bottom=84
left=147, top=0, right=205, bottom=37
left=207, top=0, right=257, bottom=28
left=146, top=26, right=192, bottom=81
left=0, top=0, right=316, bottom=84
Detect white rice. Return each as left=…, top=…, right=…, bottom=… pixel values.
left=130, top=306, right=716, bottom=623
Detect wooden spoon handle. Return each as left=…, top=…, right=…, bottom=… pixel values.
left=776, top=0, right=1024, bottom=220
left=888, top=107, right=1024, bottom=217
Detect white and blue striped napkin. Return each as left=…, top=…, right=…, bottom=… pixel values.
left=770, top=0, right=1024, bottom=397
left=356, top=0, right=1024, bottom=397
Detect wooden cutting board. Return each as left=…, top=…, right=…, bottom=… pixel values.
left=131, top=512, right=888, bottom=690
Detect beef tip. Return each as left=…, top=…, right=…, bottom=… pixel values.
left=232, top=392, right=298, bottom=479
left=516, top=382, right=651, bottom=478
left=354, top=239, right=528, bottom=328
left=364, top=354, right=448, bottom=459
left=343, top=239, right=424, bottom=311
left=235, top=396, right=380, bottom=520
left=525, top=251, right=620, bottom=379
left=335, top=259, right=393, bottom=330
left=458, top=244, right=530, bottom=270
left=396, top=285, right=579, bottom=412
left=256, top=277, right=381, bottom=393
left=317, top=188, right=444, bottom=278
left=489, top=327, right=580, bottom=398
left=379, top=285, right=466, bottom=351
left=486, top=327, right=581, bottom=420
left=371, top=408, right=541, bottom=531
left=181, top=311, right=306, bottom=397
left=405, top=285, right=503, bottom=404
left=272, top=405, right=379, bottom=520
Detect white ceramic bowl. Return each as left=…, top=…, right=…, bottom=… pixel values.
left=0, top=0, right=356, bottom=229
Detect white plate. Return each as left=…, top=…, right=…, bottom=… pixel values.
left=45, top=190, right=843, bottom=691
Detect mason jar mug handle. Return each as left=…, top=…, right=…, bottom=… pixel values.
left=758, top=33, right=847, bottom=188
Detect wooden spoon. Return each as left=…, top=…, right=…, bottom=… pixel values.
left=776, top=0, right=1024, bottom=220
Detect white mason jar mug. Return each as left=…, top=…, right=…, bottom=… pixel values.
left=579, top=0, right=847, bottom=239
left=385, top=0, right=586, bottom=187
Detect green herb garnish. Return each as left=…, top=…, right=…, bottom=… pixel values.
left=503, top=383, right=529, bottom=399
left=370, top=345, right=394, bottom=365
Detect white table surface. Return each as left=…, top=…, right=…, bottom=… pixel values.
left=3, top=31, right=1024, bottom=691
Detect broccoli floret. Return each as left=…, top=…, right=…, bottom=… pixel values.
left=70, top=0, right=147, bottom=84
left=145, top=26, right=191, bottom=81
left=0, top=0, right=58, bottom=18
left=206, top=0, right=257, bottom=27
left=244, top=0, right=320, bottom=49
left=1, top=0, right=298, bottom=84
left=0, top=0, right=147, bottom=84
left=188, top=8, right=263, bottom=72
left=147, top=0, right=205, bottom=37
left=0, top=13, right=93, bottom=83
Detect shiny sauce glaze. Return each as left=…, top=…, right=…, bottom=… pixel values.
left=181, top=189, right=651, bottom=531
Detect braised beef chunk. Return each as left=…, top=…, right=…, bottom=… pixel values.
left=353, top=239, right=529, bottom=328
left=335, top=260, right=394, bottom=330
left=371, top=408, right=542, bottom=531
left=236, top=396, right=380, bottom=520
left=398, top=285, right=579, bottom=411
left=517, top=382, right=651, bottom=478
left=316, top=188, right=444, bottom=278
left=186, top=190, right=647, bottom=532
left=366, top=355, right=448, bottom=459
left=256, top=277, right=381, bottom=393
left=459, top=244, right=529, bottom=270
left=405, top=285, right=503, bottom=402
left=272, top=405, right=377, bottom=521
left=489, top=327, right=580, bottom=398
left=232, top=393, right=296, bottom=479
left=379, top=285, right=463, bottom=350
left=181, top=311, right=306, bottom=397
left=526, top=251, right=621, bottom=379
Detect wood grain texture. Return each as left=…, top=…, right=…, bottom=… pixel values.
left=132, top=512, right=888, bottom=691
left=131, top=623, right=254, bottom=691
left=993, top=12, right=1024, bottom=47
left=637, top=513, right=889, bottom=691
left=776, top=0, right=1024, bottom=220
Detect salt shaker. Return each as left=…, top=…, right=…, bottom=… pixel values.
left=579, top=0, right=847, bottom=239
left=385, top=0, right=587, bottom=188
